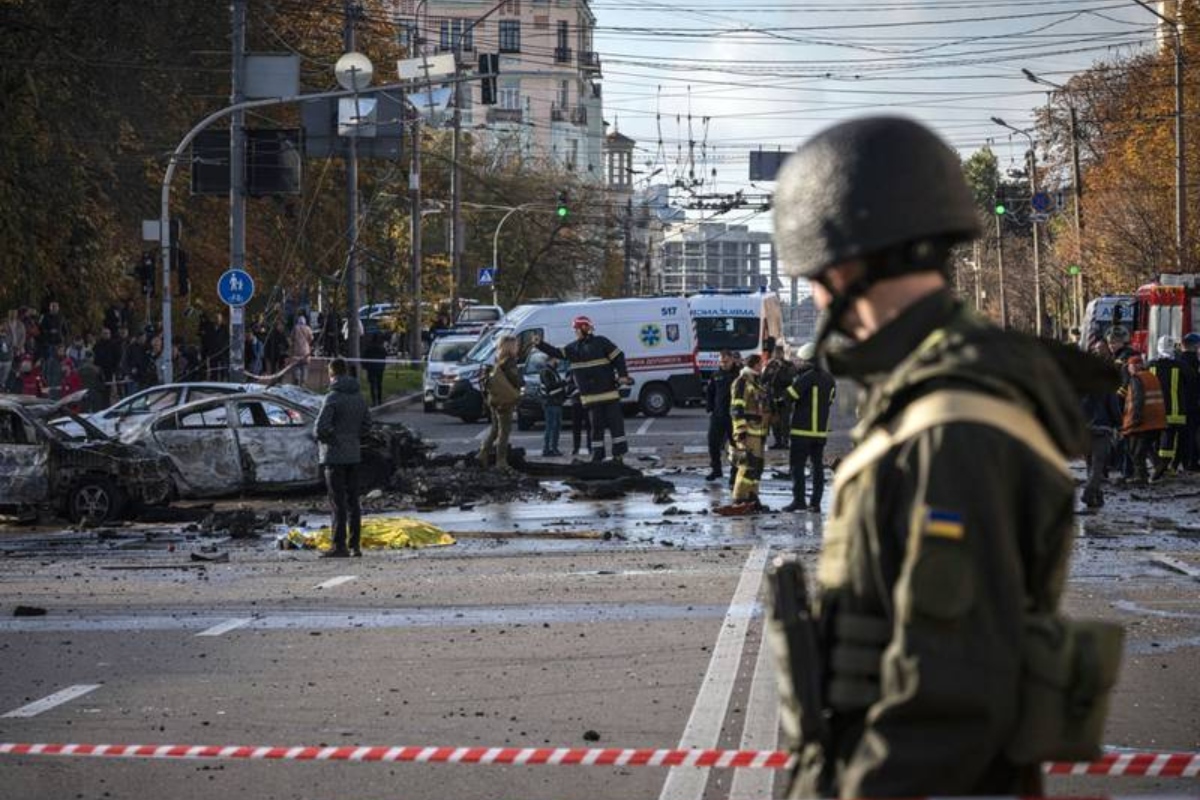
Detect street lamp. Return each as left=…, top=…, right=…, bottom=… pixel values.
left=991, top=115, right=1042, bottom=335
left=1024, top=69, right=1086, bottom=330
left=491, top=202, right=541, bottom=306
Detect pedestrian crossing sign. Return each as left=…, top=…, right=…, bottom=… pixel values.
left=478, top=267, right=496, bottom=286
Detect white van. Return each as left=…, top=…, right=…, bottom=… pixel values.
left=438, top=297, right=701, bottom=422
left=687, top=289, right=785, bottom=379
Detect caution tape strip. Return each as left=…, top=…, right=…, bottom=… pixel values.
left=0, top=743, right=1197, bottom=776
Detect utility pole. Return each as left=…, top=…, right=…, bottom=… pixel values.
left=343, top=0, right=362, bottom=369
left=1067, top=105, right=1084, bottom=329
left=409, top=114, right=422, bottom=361
left=996, top=211, right=1008, bottom=330
left=229, top=0, right=247, bottom=380
left=622, top=198, right=632, bottom=295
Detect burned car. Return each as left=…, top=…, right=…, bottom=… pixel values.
left=121, top=392, right=402, bottom=498
left=0, top=393, right=173, bottom=522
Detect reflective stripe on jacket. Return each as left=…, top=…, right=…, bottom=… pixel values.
left=1149, top=359, right=1188, bottom=424
left=731, top=368, right=767, bottom=437
left=1121, top=370, right=1167, bottom=434
left=536, top=334, right=627, bottom=407
left=787, top=366, right=837, bottom=438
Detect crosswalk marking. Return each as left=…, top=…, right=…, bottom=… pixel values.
left=3, top=685, right=102, bottom=719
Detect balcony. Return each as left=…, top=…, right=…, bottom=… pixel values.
left=570, top=105, right=587, bottom=126
left=550, top=104, right=567, bottom=123
left=580, top=51, right=601, bottom=74
left=554, top=46, right=573, bottom=64
left=487, top=107, right=523, bottom=124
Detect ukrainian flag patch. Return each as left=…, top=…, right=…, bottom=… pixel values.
left=923, top=508, right=965, bottom=540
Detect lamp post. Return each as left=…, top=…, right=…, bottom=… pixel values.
left=491, top=202, right=540, bottom=306
left=1023, top=69, right=1087, bottom=329
left=992, top=116, right=1042, bottom=335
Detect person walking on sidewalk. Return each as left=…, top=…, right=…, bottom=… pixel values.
left=479, top=335, right=523, bottom=468
left=540, top=356, right=566, bottom=456
left=534, top=316, right=633, bottom=463
left=704, top=349, right=739, bottom=481
left=781, top=342, right=836, bottom=512
left=316, top=357, right=372, bottom=558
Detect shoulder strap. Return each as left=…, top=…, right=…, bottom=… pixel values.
left=834, top=390, right=1071, bottom=495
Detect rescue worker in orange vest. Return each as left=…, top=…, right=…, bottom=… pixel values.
left=720, top=353, right=769, bottom=514
left=1149, top=335, right=1197, bottom=476
left=1121, top=354, right=1168, bottom=484
left=781, top=342, right=836, bottom=513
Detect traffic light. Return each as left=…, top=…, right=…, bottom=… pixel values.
left=994, top=185, right=1007, bottom=216
left=137, top=251, right=156, bottom=297
left=555, top=190, right=569, bottom=219
left=478, top=53, right=498, bottom=106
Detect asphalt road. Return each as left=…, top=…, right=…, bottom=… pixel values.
left=0, top=405, right=1197, bottom=798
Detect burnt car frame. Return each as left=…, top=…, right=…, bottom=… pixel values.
left=0, top=392, right=173, bottom=522
left=123, top=392, right=399, bottom=498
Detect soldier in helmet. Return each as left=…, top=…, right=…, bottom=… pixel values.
left=770, top=117, right=1115, bottom=798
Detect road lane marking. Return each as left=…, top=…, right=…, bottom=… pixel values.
left=473, top=427, right=490, bottom=441
left=729, top=622, right=780, bottom=800
left=3, top=685, right=102, bottom=719
left=196, top=618, right=252, bottom=637
left=628, top=446, right=658, bottom=455
left=636, top=418, right=654, bottom=436
left=658, top=545, right=770, bottom=800
left=683, top=446, right=709, bottom=454
left=316, top=575, right=357, bottom=590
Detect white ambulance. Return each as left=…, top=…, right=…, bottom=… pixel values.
left=687, top=289, right=786, bottom=379
left=438, top=297, right=701, bottom=422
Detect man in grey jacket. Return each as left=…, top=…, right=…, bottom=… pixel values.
left=316, top=358, right=372, bottom=557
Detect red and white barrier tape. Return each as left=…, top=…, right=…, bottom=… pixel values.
left=0, top=743, right=1197, bottom=776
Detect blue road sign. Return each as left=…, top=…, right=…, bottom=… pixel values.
left=1031, top=191, right=1052, bottom=213
left=477, top=267, right=496, bottom=286
left=217, top=268, right=255, bottom=307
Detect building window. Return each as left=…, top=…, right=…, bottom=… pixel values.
left=557, top=20, right=569, bottom=50
left=558, top=80, right=569, bottom=109
left=439, top=19, right=474, bottom=51
left=499, top=85, right=521, bottom=110
left=396, top=18, right=416, bottom=50
left=499, top=20, right=521, bottom=53
left=502, top=0, right=521, bottom=14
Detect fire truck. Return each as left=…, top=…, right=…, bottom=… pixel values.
left=1129, top=274, right=1200, bottom=360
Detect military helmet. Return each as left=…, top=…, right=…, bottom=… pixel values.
left=773, top=116, right=982, bottom=279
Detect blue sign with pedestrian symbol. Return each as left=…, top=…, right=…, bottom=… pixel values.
left=477, top=267, right=496, bottom=286
left=217, top=268, right=255, bottom=307
left=1031, top=191, right=1052, bottom=213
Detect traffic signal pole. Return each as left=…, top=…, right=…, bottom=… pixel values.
left=229, top=0, right=247, bottom=380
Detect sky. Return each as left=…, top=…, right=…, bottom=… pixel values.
left=589, top=0, right=1167, bottom=230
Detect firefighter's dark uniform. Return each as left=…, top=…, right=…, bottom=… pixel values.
left=786, top=363, right=836, bottom=509
left=705, top=362, right=738, bottom=477
left=1149, top=354, right=1196, bottom=471
left=786, top=291, right=1091, bottom=799
left=536, top=333, right=629, bottom=461
left=730, top=367, right=768, bottom=504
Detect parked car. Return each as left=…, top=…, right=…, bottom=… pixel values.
left=73, top=382, right=322, bottom=439
left=423, top=334, right=478, bottom=413
left=0, top=392, right=173, bottom=523
left=451, top=304, right=504, bottom=336
left=121, top=393, right=391, bottom=499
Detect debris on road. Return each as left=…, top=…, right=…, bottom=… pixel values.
left=12, top=605, right=47, bottom=617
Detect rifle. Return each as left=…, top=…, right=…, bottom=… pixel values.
left=766, top=554, right=830, bottom=751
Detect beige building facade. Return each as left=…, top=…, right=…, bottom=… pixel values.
left=390, top=0, right=605, bottom=180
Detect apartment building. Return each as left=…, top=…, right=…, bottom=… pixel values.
left=390, top=0, right=605, bottom=179
left=655, top=223, right=778, bottom=296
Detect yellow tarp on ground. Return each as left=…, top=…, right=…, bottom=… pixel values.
left=286, top=517, right=456, bottom=551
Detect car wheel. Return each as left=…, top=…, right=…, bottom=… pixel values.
left=67, top=477, right=124, bottom=523
left=639, top=383, right=673, bottom=417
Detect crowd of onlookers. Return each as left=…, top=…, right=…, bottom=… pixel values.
left=0, top=299, right=370, bottom=410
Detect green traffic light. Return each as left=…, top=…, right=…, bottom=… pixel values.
left=994, top=203, right=1006, bottom=215
left=557, top=205, right=569, bottom=218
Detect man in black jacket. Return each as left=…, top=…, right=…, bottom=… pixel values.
left=316, top=357, right=372, bottom=558
left=534, top=316, right=633, bottom=462
left=704, top=349, right=739, bottom=481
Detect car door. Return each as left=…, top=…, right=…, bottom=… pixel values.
left=103, top=387, right=181, bottom=437
left=232, top=399, right=319, bottom=489
left=150, top=400, right=243, bottom=496
left=0, top=408, right=50, bottom=504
